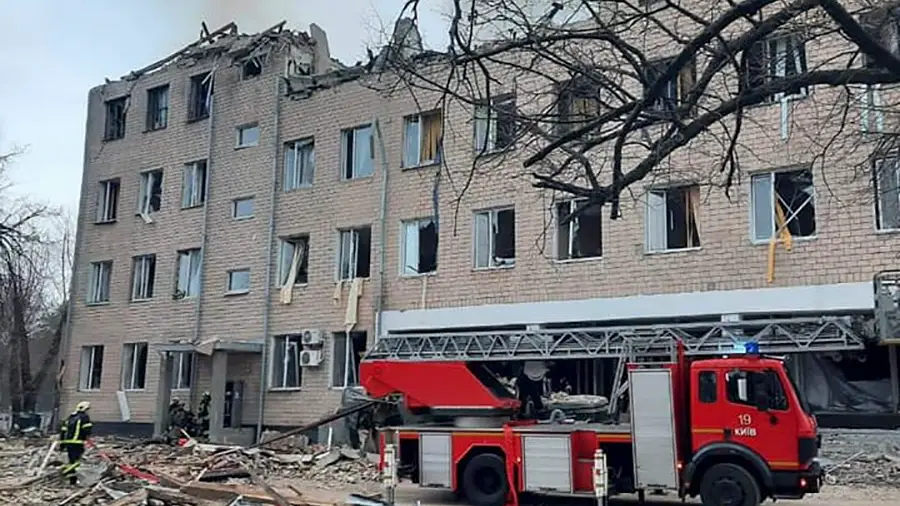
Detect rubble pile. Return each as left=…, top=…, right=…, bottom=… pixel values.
left=0, top=434, right=380, bottom=505
left=820, top=429, right=900, bottom=486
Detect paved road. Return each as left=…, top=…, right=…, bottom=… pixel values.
left=385, top=485, right=899, bottom=505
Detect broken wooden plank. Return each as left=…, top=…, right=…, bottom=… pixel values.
left=245, top=465, right=290, bottom=506
left=153, top=470, right=186, bottom=489
left=104, top=489, right=148, bottom=506
left=180, top=482, right=334, bottom=506
left=147, top=485, right=222, bottom=506
left=198, top=468, right=250, bottom=482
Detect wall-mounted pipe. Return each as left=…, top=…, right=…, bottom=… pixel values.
left=256, top=74, right=284, bottom=442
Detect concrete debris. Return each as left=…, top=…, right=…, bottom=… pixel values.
left=820, top=429, right=900, bottom=486
left=0, top=435, right=380, bottom=505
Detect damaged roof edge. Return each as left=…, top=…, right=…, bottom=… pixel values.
left=112, top=20, right=319, bottom=84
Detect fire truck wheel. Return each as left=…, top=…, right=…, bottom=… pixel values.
left=461, top=453, right=509, bottom=506
left=699, top=463, right=762, bottom=506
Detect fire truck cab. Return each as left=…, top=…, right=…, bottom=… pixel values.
left=365, top=349, right=823, bottom=506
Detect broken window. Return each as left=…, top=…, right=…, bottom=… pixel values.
left=171, top=352, right=194, bottom=390
left=745, top=34, right=808, bottom=102
left=271, top=335, right=303, bottom=389
left=875, top=156, right=900, bottom=230
left=121, top=342, right=148, bottom=390
left=331, top=331, right=367, bottom=388
left=182, top=160, right=207, bottom=208
left=556, top=200, right=603, bottom=260
left=338, top=227, right=372, bottom=280
left=236, top=124, right=260, bottom=148
left=88, top=261, right=112, bottom=304
left=104, top=96, right=127, bottom=141
left=860, top=9, right=900, bottom=69
left=278, top=236, right=310, bottom=286
left=401, top=218, right=438, bottom=275
left=233, top=197, right=254, bottom=219
left=138, top=169, right=163, bottom=215
left=726, top=369, right=788, bottom=411
left=188, top=72, right=213, bottom=121
left=176, top=248, right=202, bottom=298
left=227, top=269, right=251, bottom=294
left=241, top=57, right=263, bottom=79
left=698, top=371, right=717, bottom=403
left=474, top=95, right=516, bottom=153
left=341, top=125, right=374, bottom=180
left=474, top=207, right=516, bottom=269
left=146, top=85, right=169, bottom=131
left=130, top=254, right=156, bottom=301
left=750, top=168, right=816, bottom=242
left=557, top=76, right=601, bottom=134
left=96, top=179, right=120, bottom=223
left=79, top=345, right=104, bottom=391
left=644, top=58, right=696, bottom=114
left=403, top=110, right=443, bottom=167
left=646, top=185, right=701, bottom=252
left=284, top=139, right=314, bottom=189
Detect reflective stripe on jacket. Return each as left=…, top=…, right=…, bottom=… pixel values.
left=59, top=412, right=92, bottom=445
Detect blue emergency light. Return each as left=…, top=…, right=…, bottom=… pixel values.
left=743, top=341, right=760, bottom=354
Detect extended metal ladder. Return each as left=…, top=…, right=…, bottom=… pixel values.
left=365, top=316, right=868, bottom=417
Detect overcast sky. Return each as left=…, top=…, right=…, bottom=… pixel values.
left=0, top=0, right=451, bottom=215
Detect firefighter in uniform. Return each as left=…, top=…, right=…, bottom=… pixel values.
left=58, top=401, right=93, bottom=485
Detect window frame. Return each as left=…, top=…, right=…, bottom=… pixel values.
left=725, top=369, right=789, bottom=412
left=130, top=254, right=156, bottom=301
left=176, top=248, right=202, bottom=298
left=748, top=168, right=817, bottom=244
left=278, top=236, right=310, bottom=287
left=400, top=217, right=439, bottom=276
left=121, top=342, right=149, bottom=391
left=284, top=138, right=315, bottom=190
left=79, top=345, right=104, bottom=391
left=188, top=72, right=212, bottom=121
left=645, top=185, right=702, bottom=253
left=232, top=197, right=254, bottom=220
left=337, top=227, right=372, bottom=280
left=402, top=110, right=443, bottom=168
left=236, top=123, right=260, bottom=148
left=88, top=260, right=112, bottom=304
left=473, top=207, right=517, bottom=270
left=330, top=331, right=367, bottom=389
left=96, top=179, right=120, bottom=223
left=555, top=199, right=604, bottom=261
left=103, top=96, right=128, bottom=141
left=137, top=169, right=163, bottom=215
left=698, top=370, right=718, bottom=404
left=171, top=351, right=194, bottom=390
left=182, top=160, right=208, bottom=209
left=146, top=84, right=170, bottom=131
left=874, top=155, right=900, bottom=232
left=226, top=268, right=251, bottom=295
left=745, top=34, right=809, bottom=103
left=340, top=125, right=375, bottom=180
left=474, top=95, right=517, bottom=154
left=270, top=335, right=303, bottom=390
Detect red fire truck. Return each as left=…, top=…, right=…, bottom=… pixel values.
left=359, top=334, right=827, bottom=506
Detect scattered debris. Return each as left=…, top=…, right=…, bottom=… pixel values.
left=820, top=429, right=900, bottom=486
left=0, top=434, right=380, bottom=505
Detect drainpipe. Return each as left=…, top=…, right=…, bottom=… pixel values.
left=372, top=113, right=390, bottom=340
left=57, top=90, right=97, bottom=425
left=257, top=75, right=283, bottom=442
left=191, top=64, right=219, bottom=409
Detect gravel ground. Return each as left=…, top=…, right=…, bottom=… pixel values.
left=818, top=428, right=900, bottom=486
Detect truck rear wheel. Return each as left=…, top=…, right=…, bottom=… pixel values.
left=461, top=453, right=509, bottom=506
left=699, top=463, right=761, bottom=506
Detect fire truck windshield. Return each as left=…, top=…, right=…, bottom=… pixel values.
left=785, top=366, right=811, bottom=414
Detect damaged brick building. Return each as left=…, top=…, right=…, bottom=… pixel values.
left=63, top=13, right=900, bottom=443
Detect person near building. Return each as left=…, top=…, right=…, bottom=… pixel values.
left=197, top=392, right=211, bottom=438
left=58, top=401, right=93, bottom=485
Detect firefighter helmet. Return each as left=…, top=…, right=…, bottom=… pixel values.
left=75, top=401, right=91, bottom=413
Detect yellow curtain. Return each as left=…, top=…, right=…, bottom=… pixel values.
left=686, top=185, right=701, bottom=246
left=420, top=112, right=443, bottom=162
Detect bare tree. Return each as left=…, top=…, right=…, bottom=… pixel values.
left=380, top=0, right=900, bottom=225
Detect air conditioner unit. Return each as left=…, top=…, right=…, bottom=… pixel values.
left=302, top=329, right=324, bottom=346
left=299, top=349, right=323, bottom=367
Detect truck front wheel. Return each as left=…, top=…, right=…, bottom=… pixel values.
left=699, top=463, right=762, bottom=506
left=461, top=453, right=509, bottom=506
